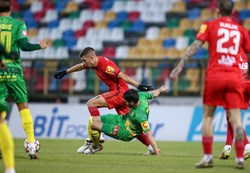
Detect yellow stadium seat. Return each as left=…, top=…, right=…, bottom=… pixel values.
left=152, top=48, right=166, bottom=59
left=166, top=48, right=180, bottom=59
left=171, top=28, right=184, bottom=38
left=171, top=1, right=186, bottom=12
left=243, top=19, right=250, bottom=31
left=159, top=28, right=172, bottom=39
left=104, top=11, right=116, bottom=22
left=95, top=20, right=108, bottom=28
left=149, top=39, right=163, bottom=49
left=234, top=1, right=246, bottom=11
left=137, top=38, right=151, bottom=49
left=64, top=2, right=79, bottom=13
left=28, top=28, right=38, bottom=38
left=179, top=18, right=194, bottom=30
left=127, top=47, right=143, bottom=59
left=193, top=18, right=203, bottom=30
left=201, top=9, right=214, bottom=21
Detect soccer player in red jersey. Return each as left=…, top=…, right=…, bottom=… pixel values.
left=54, top=47, right=155, bottom=154
left=170, top=0, right=250, bottom=169
left=219, top=50, right=250, bottom=160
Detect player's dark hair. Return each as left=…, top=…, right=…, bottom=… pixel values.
left=0, top=0, right=12, bottom=13
left=79, top=47, right=95, bottom=58
left=124, top=89, right=139, bottom=104
left=217, top=0, right=234, bottom=16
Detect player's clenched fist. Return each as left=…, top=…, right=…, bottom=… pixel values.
left=54, top=69, right=67, bottom=79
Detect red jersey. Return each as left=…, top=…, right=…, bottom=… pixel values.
left=238, top=49, right=248, bottom=74
left=83, top=56, right=129, bottom=91
left=196, top=17, right=250, bottom=79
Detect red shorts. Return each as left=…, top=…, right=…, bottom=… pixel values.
left=101, top=89, right=129, bottom=115
left=203, top=77, right=244, bottom=109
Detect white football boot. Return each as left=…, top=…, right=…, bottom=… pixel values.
left=28, top=142, right=38, bottom=159
left=83, top=144, right=104, bottom=154
left=77, top=138, right=93, bottom=153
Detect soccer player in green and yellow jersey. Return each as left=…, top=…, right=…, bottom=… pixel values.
left=85, top=85, right=167, bottom=155
left=0, top=43, right=16, bottom=173
left=0, top=0, right=47, bottom=159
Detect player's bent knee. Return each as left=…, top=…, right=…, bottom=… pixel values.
left=235, top=127, right=244, bottom=141
left=112, top=126, right=120, bottom=136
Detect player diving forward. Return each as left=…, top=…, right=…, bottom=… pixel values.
left=85, top=86, right=167, bottom=155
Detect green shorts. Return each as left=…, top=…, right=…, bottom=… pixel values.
left=0, top=74, right=28, bottom=103
left=101, top=114, right=134, bottom=141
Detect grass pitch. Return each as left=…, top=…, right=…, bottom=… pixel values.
left=0, top=139, right=249, bottom=173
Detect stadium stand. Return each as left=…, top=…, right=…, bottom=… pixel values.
left=10, top=0, right=250, bottom=96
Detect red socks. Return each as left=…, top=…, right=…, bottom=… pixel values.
left=136, top=133, right=150, bottom=146
left=88, top=106, right=100, bottom=116
left=235, top=140, right=244, bottom=158
left=202, top=136, right=213, bottom=154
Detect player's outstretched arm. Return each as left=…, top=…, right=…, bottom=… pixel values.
left=169, top=39, right=203, bottom=80
left=18, top=38, right=47, bottom=51
left=54, top=63, right=84, bottom=79
left=149, top=85, right=168, bottom=98
left=117, top=71, right=153, bottom=91
left=145, top=130, right=160, bottom=156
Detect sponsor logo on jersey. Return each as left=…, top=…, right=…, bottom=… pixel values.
left=198, top=24, right=207, bottom=34
left=22, top=30, right=27, bottom=36
left=141, top=121, right=150, bottom=131
left=106, top=66, right=115, bottom=75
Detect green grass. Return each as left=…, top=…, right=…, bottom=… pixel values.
left=0, top=139, right=249, bottom=173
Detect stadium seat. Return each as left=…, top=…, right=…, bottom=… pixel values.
left=175, top=37, right=189, bottom=50
left=193, top=47, right=208, bottom=59
left=171, top=1, right=186, bottom=12
left=112, top=1, right=126, bottom=12
left=146, top=27, right=160, bottom=40
left=115, top=45, right=130, bottom=59
left=180, top=18, right=194, bottom=30
left=102, top=46, right=116, bottom=58
left=48, top=77, right=59, bottom=91
left=104, top=11, right=116, bottom=22
left=95, top=20, right=108, bottom=28
left=188, top=8, right=200, bottom=20
left=108, top=19, right=121, bottom=29
left=24, top=67, right=37, bottom=81
left=234, top=1, right=246, bottom=11
left=48, top=19, right=60, bottom=29
left=125, top=1, right=138, bottom=12
left=63, top=2, right=79, bottom=14
left=42, top=9, right=58, bottom=23
left=243, top=19, right=250, bottom=31
left=163, top=38, right=176, bottom=48
left=128, top=11, right=140, bottom=22
left=92, top=10, right=105, bottom=22
left=159, top=28, right=172, bottom=39
left=137, top=38, right=150, bottom=48
left=72, top=70, right=86, bottom=92
left=61, top=77, right=76, bottom=92
left=110, top=28, right=124, bottom=41
left=116, top=11, right=128, bottom=21
left=30, top=1, right=43, bottom=13
left=166, top=18, right=180, bottom=29
left=28, top=28, right=38, bottom=38
left=128, top=19, right=145, bottom=33
left=102, top=0, right=114, bottom=11
left=239, top=9, right=250, bottom=20
left=201, top=9, right=214, bottom=21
